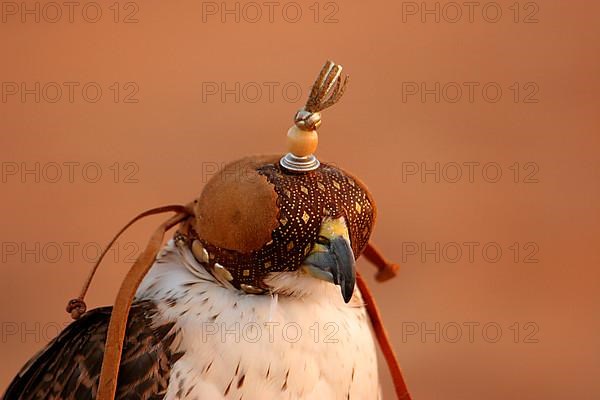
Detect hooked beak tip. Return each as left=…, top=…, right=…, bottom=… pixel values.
left=302, top=236, right=356, bottom=303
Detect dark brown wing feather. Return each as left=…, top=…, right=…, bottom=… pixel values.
left=2, top=301, right=183, bottom=400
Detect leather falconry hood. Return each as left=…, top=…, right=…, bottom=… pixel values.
left=186, top=155, right=377, bottom=293
left=65, top=61, right=412, bottom=400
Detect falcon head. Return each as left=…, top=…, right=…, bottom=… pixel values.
left=183, top=154, right=376, bottom=303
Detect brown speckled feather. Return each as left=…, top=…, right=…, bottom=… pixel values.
left=2, top=301, right=183, bottom=400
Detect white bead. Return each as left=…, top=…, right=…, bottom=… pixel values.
left=192, top=240, right=209, bottom=263
left=214, top=263, right=233, bottom=281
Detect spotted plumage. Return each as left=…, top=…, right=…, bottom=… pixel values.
left=3, top=301, right=182, bottom=400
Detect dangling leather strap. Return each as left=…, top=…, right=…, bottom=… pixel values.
left=363, top=242, right=400, bottom=282
left=96, top=210, right=189, bottom=400
left=357, top=271, right=412, bottom=400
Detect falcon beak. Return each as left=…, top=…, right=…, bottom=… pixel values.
left=301, top=217, right=356, bottom=303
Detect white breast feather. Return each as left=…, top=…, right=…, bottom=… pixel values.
left=135, top=240, right=381, bottom=400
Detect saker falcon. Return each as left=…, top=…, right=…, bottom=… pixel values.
left=2, top=61, right=411, bottom=400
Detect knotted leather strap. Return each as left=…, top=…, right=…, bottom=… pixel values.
left=66, top=205, right=192, bottom=319
left=363, top=242, right=400, bottom=282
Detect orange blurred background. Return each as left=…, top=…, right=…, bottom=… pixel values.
left=1, top=1, right=599, bottom=398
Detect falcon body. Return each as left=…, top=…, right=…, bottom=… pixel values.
left=4, top=238, right=380, bottom=399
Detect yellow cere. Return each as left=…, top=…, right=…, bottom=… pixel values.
left=311, top=217, right=350, bottom=253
